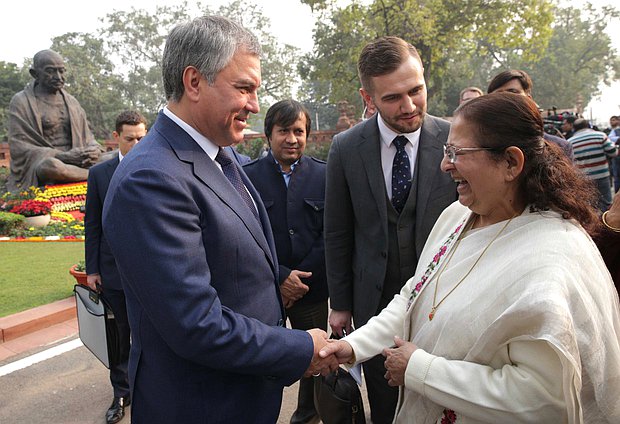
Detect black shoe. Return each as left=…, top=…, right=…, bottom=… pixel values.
left=290, top=409, right=320, bottom=424
left=106, top=396, right=130, bottom=424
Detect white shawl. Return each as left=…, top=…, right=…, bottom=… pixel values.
left=345, top=201, right=620, bottom=423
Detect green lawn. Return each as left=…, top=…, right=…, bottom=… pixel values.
left=0, top=242, right=84, bottom=317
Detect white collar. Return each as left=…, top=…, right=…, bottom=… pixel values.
left=162, top=106, right=219, bottom=161
left=377, top=113, right=421, bottom=149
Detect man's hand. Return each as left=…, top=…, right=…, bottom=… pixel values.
left=319, top=339, right=354, bottom=365
left=280, top=270, right=310, bottom=301
left=328, top=309, right=352, bottom=338
left=383, top=336, right=417, bottom=387
left=305, top=328, right=340, bottom=377
left=86, top=273, right=101, bottom=292
left=282, top=297, right=295, bottom=309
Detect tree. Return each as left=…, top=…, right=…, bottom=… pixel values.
left=300, top=0, right=554, bottom=116
left=101, top=0, right=302, bottom=131
left=509, top=4, right=620, bottom=112
left=51, top=33, right=126, bottom=140
left=0, top=62, right=29, bottom=141
left=100, top=2, right=196, bottom=124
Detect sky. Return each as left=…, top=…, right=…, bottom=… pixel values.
left=1, top=0, right=618, bottom=124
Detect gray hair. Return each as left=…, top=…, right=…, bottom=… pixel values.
left=162, top=15, right=261, bottom=102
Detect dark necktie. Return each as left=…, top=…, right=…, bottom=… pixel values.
left=215, top=148, right=259, bottom=221
left=391, top=135, right=412, bottom=213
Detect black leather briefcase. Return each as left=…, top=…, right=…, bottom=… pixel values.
left=314, top=365, right=366, bottom=424
left=313, top=330, right=366, bottom=424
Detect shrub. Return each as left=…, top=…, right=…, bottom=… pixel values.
left=236, top=137, right=267, bottom=160
left=0, top=167, right=8, bottom=194
left=0, top=211, right=25, bottom=235
left=305, top=142, right=332, bottom=161
left=9, top=220, right=84, bottom=238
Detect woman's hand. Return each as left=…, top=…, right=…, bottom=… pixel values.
left=383, top=336, right=418, bottom=387
left=605, top=193, right=620, bottom=229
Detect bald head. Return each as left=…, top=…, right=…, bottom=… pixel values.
left=33, top=50, right=64, bottom=68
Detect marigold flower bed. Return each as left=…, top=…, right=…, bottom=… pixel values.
left=1, top=182, right=87, bottom=239
left=38, top=182, right=87, bottom=222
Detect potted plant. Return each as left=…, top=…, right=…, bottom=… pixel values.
left=10, top=199, right=53, bottom=227
left=70, top=260, right=88, bottom=286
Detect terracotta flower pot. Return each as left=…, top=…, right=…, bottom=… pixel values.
left=24, top=214, right=51, bottom=228
left=69, top=264, right=88, bottom=286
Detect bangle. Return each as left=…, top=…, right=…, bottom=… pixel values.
left=602, top=211, right=620, bottom=233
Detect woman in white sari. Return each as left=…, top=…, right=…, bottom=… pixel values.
left=320, top=92, right=620, bottom=423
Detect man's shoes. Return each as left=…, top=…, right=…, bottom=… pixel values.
left=106, top=396, right=130, bottom=424
left=290, top=409, right=320, bottom=424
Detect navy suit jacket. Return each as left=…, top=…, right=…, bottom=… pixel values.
left=85, top=156, right=122, bottom=290
left=102, top=112, right=313, bottom=423
left=243, top=153, right=328, bottom=305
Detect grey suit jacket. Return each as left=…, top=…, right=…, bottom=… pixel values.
left=324, top=114, right=457, bottom=326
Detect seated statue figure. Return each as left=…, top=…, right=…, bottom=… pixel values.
left=7, top=49, right=104, bottom=191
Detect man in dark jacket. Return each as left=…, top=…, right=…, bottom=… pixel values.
left=85, top=110, right=147, bottom=424
left=487, top=69, right=574, bottom=160
left=244, top=99, right=328, bottom=424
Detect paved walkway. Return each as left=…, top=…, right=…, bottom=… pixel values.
left=0, top=297, right=78, bottom=362
left=0, top=298, right=371, bottom=423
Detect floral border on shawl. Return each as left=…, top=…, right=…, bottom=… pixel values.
left=441, top=409, right=457, bottom=423
left=405, top=218, right=467, bottom=312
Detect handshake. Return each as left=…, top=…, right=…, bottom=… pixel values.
left=305, top=330, right=418, bottom=388
left=304, top=329, right=354, bottom=377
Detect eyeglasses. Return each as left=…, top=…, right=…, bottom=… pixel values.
left=442, top=144, right=499, bottom=163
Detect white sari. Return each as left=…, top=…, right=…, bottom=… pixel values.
left=345, top=201, right=620, bottom=423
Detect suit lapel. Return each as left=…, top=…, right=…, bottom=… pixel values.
left=155, top=113, right=275, bottom=270
left=104, top=156, right=119, bottom=182
left=358, top=117, right=388, bottom=226
left=415, top=117, right=445, bottom=222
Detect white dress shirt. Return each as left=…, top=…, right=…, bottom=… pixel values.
left=378, top=113, right=421, bottom=200
left=162, top=107, right=256, bottom=209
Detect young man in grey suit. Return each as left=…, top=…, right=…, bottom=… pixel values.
left=324, top=36, right=457, bottom=424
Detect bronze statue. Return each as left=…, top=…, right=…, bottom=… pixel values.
left=7, top=49, right=104, bottom=191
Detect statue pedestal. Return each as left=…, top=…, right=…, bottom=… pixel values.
left=24, top=214, right=51, bottom=228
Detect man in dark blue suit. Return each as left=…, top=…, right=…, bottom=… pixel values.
left=244, top=100, right=328, bottom=424
left=102, top=16, right=336, bottom=424
left=85, top=110, right=148, bottom=424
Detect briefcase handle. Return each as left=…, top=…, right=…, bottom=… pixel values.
left=74, top=285, right=106, bottom=317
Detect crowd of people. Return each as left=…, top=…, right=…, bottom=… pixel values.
left=6, top=13, right=620, bottom=424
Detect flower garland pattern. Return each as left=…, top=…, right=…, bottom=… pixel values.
left=406, top=219, right=466, bottom=312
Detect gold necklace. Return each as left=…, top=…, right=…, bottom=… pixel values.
left=428, top=215, right=515, bottom=321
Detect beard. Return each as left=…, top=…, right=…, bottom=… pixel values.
left=377, top=108, right=426, bottom=134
